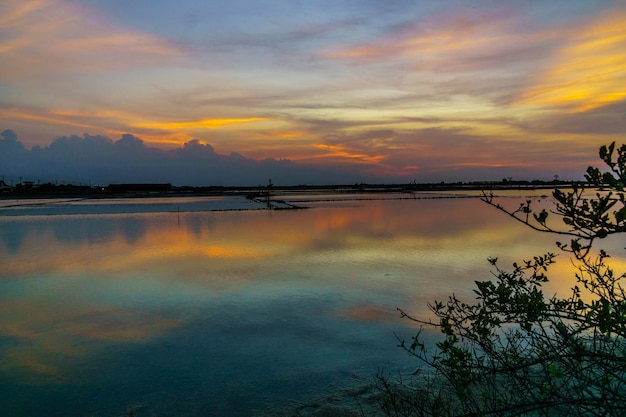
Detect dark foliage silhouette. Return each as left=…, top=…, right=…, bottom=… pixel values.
left=379, top=142, right=626, bottom=416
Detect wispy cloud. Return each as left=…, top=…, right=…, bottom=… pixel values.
left=130, top=117, right=270, bottom=131
left=317, top=6, right=567, bottom=115
left=0, top=1, right=622, bottom=184
left=0, top=0, right=183, bottom=79
left=323, top=8, right=559, bottom=73
left=311, top=143, right=386, bottom=164
left=516, top=8, right=626, bottom=112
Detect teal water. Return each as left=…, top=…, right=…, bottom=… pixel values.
left=0, top=194, right=575, bottom=416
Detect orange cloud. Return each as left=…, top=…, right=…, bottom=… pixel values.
left=0, top=0, right=47, bottom=27
left=326, top=24, right=498, bottom=62
left=518, top=10, right=626, bottom=112
left=276, top=130, right=309, bottom=138
left=322, top=12, right=534, bottom=72
left=0, top=106, right=272, bottom=148
left=0, top=106, right=168, bottom=146
left=312, top=143, right=385, bottom=164
left=0, top=0, right=183, bottom=79
left=130, top=117, right=270, bottom=131
left=0, top=107, right=107, bottom=131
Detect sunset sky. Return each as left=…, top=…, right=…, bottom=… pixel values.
left=1, top=0, right=625, bottom=185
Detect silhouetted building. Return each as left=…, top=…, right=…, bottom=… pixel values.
left=0, top=180, right=11, bottom=192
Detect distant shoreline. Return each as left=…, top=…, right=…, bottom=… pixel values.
left=0, top=180, right=585, bottom=200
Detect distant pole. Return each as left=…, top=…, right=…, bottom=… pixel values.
left=266, top=179, right=273, bottom=209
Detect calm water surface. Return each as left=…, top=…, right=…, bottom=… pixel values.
left=0, top=193, right=606, bottom=416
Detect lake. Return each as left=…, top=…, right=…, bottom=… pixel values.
left=0, top=191, right=605, bottom=416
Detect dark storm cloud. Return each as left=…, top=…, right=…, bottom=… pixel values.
left=0, top=129, right=25, bottom=153
left=0, top=131, right=384, bottom=186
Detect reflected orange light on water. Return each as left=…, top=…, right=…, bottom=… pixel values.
left=0, top=298, right=182, bottom=380
left=336, top=304, right=402, bottom=323
left=1, top=196, right=624, bottom=380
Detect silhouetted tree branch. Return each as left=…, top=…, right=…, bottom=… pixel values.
left=379, top=142, right=626, bottom=417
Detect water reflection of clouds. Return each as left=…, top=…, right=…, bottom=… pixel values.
left=0, top=299, right=183, bottom=381
left=335, top=304, right=402, bottom=323
left=0, top=198, right=535, bottom=269
left=2, top=196, right=623, bottom=386
left=0, top=199, right=578, bottom=300
left=0, top=215, right=151, bottom=254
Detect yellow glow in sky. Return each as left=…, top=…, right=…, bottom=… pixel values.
left=518, top=12, right=626, bottom=112
left=312, top=143, right=385, bottom=164
left=130, top=117, right=270, bottom=131
left=1, top=1, right=625, bottom=184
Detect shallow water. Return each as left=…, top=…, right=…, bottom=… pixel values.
left=0, top=193, right=611, bottom=416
